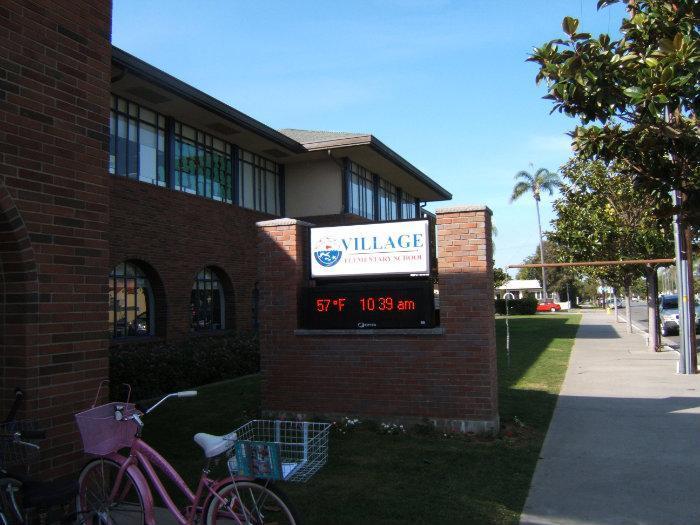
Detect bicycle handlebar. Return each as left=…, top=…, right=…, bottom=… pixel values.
left=132, top=390, right=199, bottom=420
left=177, top=391, right=197, bottom=398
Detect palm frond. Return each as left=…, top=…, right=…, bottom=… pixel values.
left=534, top=168, right=561, bottom=196
left=510, top=181, right=531, bottom=202
left=514, top=170, right=534, bottom=184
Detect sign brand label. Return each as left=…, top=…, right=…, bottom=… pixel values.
left=310, top=220, right=430, bottom=278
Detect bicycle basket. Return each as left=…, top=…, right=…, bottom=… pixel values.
left=228, top=420, right=330, bottom=483
left=75, top=402, right=138, bottom=455
left=0, top=420, right=40, bottom=468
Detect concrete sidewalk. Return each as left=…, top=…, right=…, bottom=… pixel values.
left=520, top=310, right=700, bottom=525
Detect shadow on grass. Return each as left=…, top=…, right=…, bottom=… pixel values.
left=141, top=315, right=581, bottom=525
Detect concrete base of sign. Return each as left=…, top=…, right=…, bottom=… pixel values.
left=263, top=410, right=500, bottom=436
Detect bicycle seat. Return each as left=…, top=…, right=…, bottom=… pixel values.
left=194, top=431, right=236, bottom=458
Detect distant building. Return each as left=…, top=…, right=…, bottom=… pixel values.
left=495, top=279, right=559, bottom=301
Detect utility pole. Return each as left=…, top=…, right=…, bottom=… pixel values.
left=646, top=264, right=659, bottom=351
left=672, top=190, right=696, bottom=374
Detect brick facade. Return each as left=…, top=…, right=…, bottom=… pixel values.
left=0, top=0, right=112, bottom=477
left=257, top=206, right=498, bottom=433
left=109, top=176, right=275, bottom=340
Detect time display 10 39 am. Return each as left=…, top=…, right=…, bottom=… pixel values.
left=302, top=282, right=435, bottom=330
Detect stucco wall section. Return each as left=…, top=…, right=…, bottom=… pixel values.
left=284, top=159, right=342, bottom=217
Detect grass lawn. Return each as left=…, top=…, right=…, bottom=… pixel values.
left=143, top=313, right=580, bottom=524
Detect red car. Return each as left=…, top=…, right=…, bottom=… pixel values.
left=536, top=301, right=561, bottom=312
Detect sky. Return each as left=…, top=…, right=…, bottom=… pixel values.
left=112, top=0, right=628, bottom=274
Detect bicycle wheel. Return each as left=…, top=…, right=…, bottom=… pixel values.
left=0, top=477, right=24, bottom=525
left=204, top=480, right=298, bottom=525
left=76, top=458, right=145, bottom=525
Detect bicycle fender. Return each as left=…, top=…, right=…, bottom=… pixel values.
left=105, top=453, right=157, bottom=525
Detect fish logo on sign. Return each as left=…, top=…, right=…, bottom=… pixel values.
left=313, top=237, right=343, bottom=267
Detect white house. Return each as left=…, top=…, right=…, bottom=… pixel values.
left=495, top=279, right=559, bottom=302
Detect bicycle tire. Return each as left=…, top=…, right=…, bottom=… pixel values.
left=204, top=479, right=299, bottom=525
left=76, top=458, right=145, bottom=525
left=0, top=477, right=23, bottom=525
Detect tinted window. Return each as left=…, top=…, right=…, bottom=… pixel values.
left=661, top=296, right=678, bottom=309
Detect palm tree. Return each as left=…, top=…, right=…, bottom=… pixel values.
left=510, top=167, right=560, bottom=300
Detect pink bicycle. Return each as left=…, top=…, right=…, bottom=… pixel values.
left=74, top=387, right=330, bottom=525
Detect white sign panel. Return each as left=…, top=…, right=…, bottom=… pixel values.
left=310, top=220, right=430, bottom=278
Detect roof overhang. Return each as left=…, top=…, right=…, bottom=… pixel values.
left=286, top=134, right=452, bottom=202
left=111, top=47, right=305, bottom=158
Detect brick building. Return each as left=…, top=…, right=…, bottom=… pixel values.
left=1, top=0, right=498, bottom=477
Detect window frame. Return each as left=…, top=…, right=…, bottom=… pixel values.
left=109, top=93, right=283, bottom=216
left=109, top=262, right=155, bottom=340
left=109, top=95, right=167, bottom=186
left=347, top=161, right=375, bottom=220
left=190, top=267, right=226, bottom=332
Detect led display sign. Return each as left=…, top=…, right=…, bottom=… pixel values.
left=302, top=281, right=435, bottom=329
left=310, top=220, right=430, bottom=279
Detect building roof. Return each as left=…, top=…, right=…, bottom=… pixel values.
left=111, top=47, right=451, bottom=202
left=112, top=47, right=305, bottom=155
left=496, top=279, right=542, bottom=291
left=278, top=129, right=369, bottom=144
left=279, top=129, right=452, bottom=201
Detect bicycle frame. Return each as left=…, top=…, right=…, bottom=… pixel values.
left=102, top=437, right=244, bottom=525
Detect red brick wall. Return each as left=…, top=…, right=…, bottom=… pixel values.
left=109, top=176, right=276, bottom=340
left=257, top=207, right=498, bottom=433
left=0, top=0, right=112, bottom=477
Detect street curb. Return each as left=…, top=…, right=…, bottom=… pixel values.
left=615, top=312, right=677, bottom=352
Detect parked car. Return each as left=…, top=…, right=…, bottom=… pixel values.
left=658, top=294, right=700, bottom=336
left=536, top=301, right=561, bottom=312
left=605, top=297, right=624, bottom=308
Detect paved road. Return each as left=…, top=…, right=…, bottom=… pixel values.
left=614, top=300, right=699, bottom=349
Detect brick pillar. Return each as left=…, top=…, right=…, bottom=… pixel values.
left=436, top=205, right=498, bottom=428
left=0, top=0, right=112, bottom=477
left=256, top=219, right=311, bottom=412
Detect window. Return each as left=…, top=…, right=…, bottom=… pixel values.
left=109, top=95, right=166, bottom=186
left=109, top=262, right=153, bottom=338
left=378, top=179, right=398, bottom=221
left=238, top=149, right=280, bottom=214
left=347, top=161, right=374, bottom=219
left=400, top=191, right=417, bottom=219
left=191, top=268, right=225, bottom=331
left=174, top=123, right=234, bottom=203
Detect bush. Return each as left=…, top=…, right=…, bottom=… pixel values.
left=109, top=333, right=259, bottom=401
left=494, top=296, right=538, bottom=315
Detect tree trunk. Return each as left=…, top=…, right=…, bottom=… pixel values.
left=535, top=198, right=547, bottom=300
left=646, top=265, right=659, bottom=351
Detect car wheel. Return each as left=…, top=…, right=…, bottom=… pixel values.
left=550, top=307, right=556, bottom=312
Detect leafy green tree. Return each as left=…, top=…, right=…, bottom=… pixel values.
left=510, top=167, right=560, bottom=299
left=549, top=159, right=673, bottom=299
left=493, top=267, right=509, bottom=289
left=528, top=0, right=699, bottom=226
left=517, top=240, right=583, bottom=302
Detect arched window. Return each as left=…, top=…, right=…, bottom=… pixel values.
left=109, top=262, right=154, bottom=338
left=191, top=268, right=225, bottom=331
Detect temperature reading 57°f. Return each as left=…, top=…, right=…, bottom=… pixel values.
left=359, top=296, right=416, bottom=311
left=315, top=297, right=347, bottom=312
